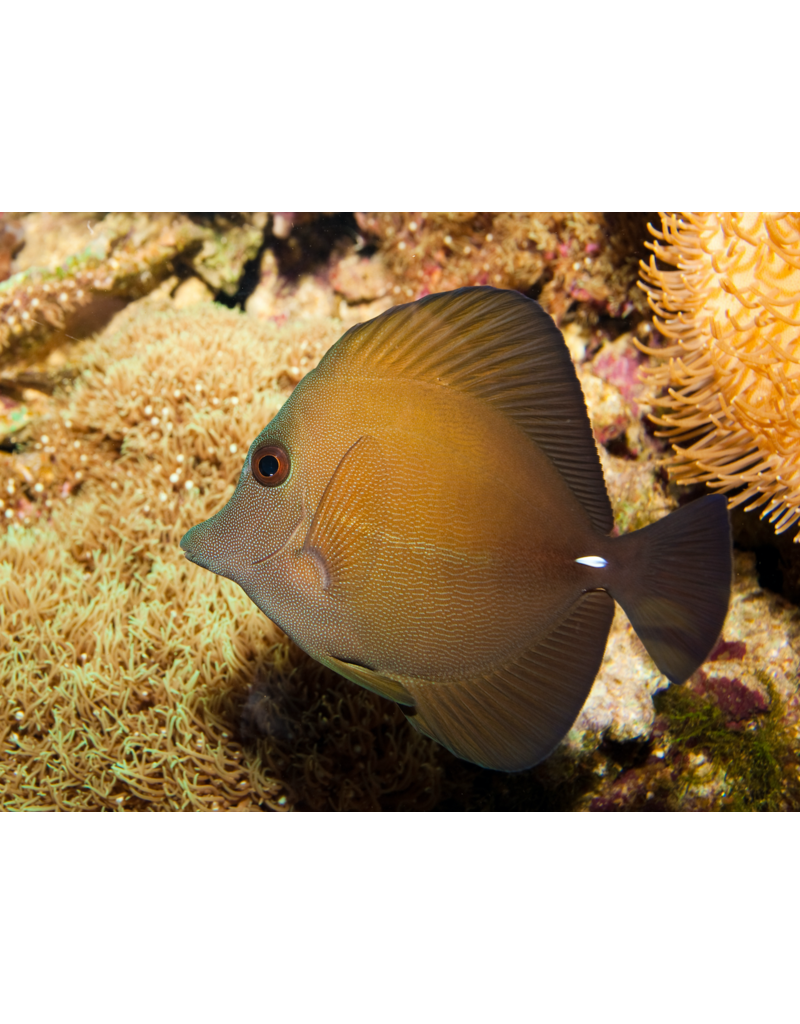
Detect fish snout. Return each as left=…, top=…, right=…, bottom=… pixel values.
left=180, top=515, right=241, bottom=580
left=180, top=489, right=305, bottom=583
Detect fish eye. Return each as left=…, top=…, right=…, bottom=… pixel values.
left=251, top=443, right=291, bottom=487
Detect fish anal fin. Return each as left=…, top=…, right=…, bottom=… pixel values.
left=403, top=590, right=615, bottom=772
left=320, top=287, right=613, bottom=533
left=302, top=435, right=384, bottom=594
left=326, top=654, right=413, bottom=705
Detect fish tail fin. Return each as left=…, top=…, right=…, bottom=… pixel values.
left=609, top=495, right=732, bottom=684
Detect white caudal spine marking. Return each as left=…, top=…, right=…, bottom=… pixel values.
left=575, top=556, right=607, bottom=568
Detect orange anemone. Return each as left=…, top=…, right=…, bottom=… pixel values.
left=638, top=212, right=800, bottom=538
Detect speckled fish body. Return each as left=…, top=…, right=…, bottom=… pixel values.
left=182, top=287, right=732, bottom=771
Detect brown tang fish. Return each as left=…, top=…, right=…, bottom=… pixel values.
left=180, top=287, right=732, bottom=772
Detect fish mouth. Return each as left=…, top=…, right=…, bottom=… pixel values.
left=180, top=546, right=235, bottom=582
left=179, top=534, right=202, bottom=566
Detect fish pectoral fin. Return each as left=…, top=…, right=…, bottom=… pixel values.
left=402, top=590, right=615, bottom=772
left=302, top=435, right=385, bottom=593
left=326, top=654, right=413, bottom=705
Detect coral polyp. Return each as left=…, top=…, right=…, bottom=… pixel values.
left=638, top=212, right=800, bottom=538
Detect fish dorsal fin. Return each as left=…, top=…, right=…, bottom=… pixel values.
left=400, top=589, right=615, bottom=772
left=302, top=435, right=384, bottom=593
left=321, top=286, right=613, bottom=533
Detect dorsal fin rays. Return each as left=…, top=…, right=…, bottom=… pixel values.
left=401, top=590, right=615, bottom=772
left=320, top=287, right=613, bottom=534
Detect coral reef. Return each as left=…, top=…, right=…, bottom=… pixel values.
left=2, top=212, right=798, bottom=811
left=353, top=212, right=651, bottom=326
left=0, top=215, right=24, bottom=283
left=184, top=213, right=265, bottom=297
left=638, top=213, right=800, bottom=540
left=0, top=214, right=208, bottom=358
left=0, top=213, right=275, bottom=361
left=245, top=248, right=338, bottom=325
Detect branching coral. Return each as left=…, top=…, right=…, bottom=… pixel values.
left=0, top=299, right=446, bottom=810
left=638, top=213, right=800, bottom=538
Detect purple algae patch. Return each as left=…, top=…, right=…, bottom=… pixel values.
left=690, top=668, right=768, bottom=725
left=590, top=344, right=646, bottom=407
left=708, top=638, right=747, bottom=661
